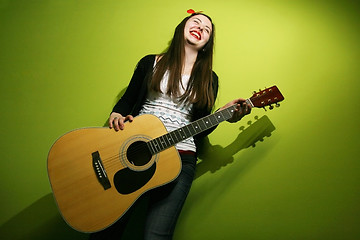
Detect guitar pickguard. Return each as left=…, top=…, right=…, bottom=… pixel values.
left=113, top=163, right=156, bottom=195
left=114, top=139, right=157, bottom=194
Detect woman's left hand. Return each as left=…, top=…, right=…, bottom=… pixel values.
left=219, top=98, right=252, bottom=123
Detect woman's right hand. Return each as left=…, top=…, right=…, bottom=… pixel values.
left=109, top=112, right=134, bottom=131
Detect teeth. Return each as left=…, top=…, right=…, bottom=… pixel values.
left=191, top=31, right=200, bottom=39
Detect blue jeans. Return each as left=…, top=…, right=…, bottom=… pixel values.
left=144, top=153, right=196, bottom=239
left=89, top=153, right=197, bottom=240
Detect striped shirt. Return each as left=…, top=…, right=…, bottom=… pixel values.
left=138, top=71, right=196, bottom=152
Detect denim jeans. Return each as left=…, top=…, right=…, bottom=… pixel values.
left=89, top=153, right=197, bottom=240
left=143, top=153, right=196, bottom=239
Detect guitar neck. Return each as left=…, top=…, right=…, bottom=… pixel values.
left=147, top=99, right=253, bottom=154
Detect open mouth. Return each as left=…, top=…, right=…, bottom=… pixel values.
left=190, top=30, right=201, bottom=40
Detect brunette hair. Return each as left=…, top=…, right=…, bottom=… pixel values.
left=150, top=13, right=216, bottom=111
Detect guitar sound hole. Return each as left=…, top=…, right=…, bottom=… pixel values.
left=126, top=141, right=152, bottom=166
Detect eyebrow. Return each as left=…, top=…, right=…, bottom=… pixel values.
left=194, top=17, right=212, bottom=31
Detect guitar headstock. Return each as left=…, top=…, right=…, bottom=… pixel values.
left=249, top=85, right=284, bottom=110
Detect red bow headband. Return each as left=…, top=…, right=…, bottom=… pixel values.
left=187, top=9, right=203, bottom=14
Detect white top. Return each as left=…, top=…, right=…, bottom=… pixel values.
left=138, top=71, right=196, bottom=152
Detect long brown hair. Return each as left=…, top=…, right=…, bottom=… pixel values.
left=150, top=13, right=216, bottom=111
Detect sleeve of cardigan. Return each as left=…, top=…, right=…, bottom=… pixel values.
left=111, top=55, right=154, bottom=116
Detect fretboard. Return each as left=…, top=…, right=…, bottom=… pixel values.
left=147, top=99, right=253, bottom=154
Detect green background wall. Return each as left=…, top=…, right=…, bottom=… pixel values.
left=1, top=0, right=359, bottom=239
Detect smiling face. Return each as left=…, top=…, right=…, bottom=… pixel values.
left=184, top=14, right=213, bottom=50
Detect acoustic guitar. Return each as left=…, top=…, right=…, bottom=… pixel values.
left=47, top=85, right=284, bottom=232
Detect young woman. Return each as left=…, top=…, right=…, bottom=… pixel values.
left=91, top=10, right=251, bottom=240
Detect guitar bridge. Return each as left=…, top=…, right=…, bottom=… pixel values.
left=92, top=151, right=111, bottom=190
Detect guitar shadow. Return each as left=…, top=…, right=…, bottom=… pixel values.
left=0, top=193, right=89, bottom=240
left=0, top=88, right=139, bottom=240
left=0, top=116, right=275, bottom=240
left=195, top=115, right=276, bottom=179
left=0, top=193, right=146, bottom=240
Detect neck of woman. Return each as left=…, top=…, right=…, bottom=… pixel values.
left=183, top=46, right=198, bottom=75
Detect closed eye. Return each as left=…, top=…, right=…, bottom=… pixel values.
left=193, top=18, right=212, bottom=34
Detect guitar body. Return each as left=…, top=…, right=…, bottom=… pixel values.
left=47, top=114, right=181, bottom=233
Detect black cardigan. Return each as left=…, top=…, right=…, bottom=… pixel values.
left=112, top=54, right=219, bottom=143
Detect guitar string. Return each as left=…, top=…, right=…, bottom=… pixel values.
left=101, top=146, right=149, bottom=169
left=89, top=97, right=282, bottom=174
left=100, top=134, right=188, bottom=170
left=100, top=131, right=191, bottom=170
left=100, top=138, right=173, bottom=170
left=101, top=122, right=213, bottom=169
left=101, top=127, right=196, bottom=169
left=101, top=139, right=190, bottom=170
left=99, top=105, right=238, bottom=170
left=101, top=94, right=270, bottom=168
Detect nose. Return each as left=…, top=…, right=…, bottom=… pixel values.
left=197, top=25, right=204, bottom=32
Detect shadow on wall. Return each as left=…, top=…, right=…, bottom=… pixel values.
left=0, top=101, right=275, bottom=240
left=195, top=114, right=276, bottom=179
left=0, top=193, right=149, bottom=240
left=0, top=194, right=89, bottom=240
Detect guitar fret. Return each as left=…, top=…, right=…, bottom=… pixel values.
left=148, top=103, right=242, bottom=154
left=224, top=109, right=233, bottom=119
left=197, top=119, right=204, bottom=130
left=178, top=128, right=186, bottom=140
left=208, top=114, right=218, bottom=125
left=160, top=135, right=167, bottom=149
left=153, top=138, right=161, bottom=153
left=168, top=133, right=175, bottom=147
left=201, top=116, right=215, bottom=130
left=201, top=118, right=209, bottom=129
left=159, top=135, right=166, bottom=149
left=182, top=126, right=191, bottom=139
left=169, top=131, right=179, bottom=144
left=191, top=121, right=199, bottom=135
left=175, top=128, right=184, bottom=142
left=215, top=111, right=226, bottom=122
left=188, top=123, right=197, bottom=136
left=213, top=112, right=220, bottom=122
left=192, top=121, right=201, bottom=134
left=147, top=141, right=156, bottom=154
left=164, top=133, right=173, bottom=146
left=204, top=118, right=210, bottom=126
left=224, top=106, right=236, bottom=119
left=163, top=135, right=170, bottom=148
left=151, top=139, right=157, bottom=153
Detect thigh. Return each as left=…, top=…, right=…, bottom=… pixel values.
left=144, top=154, right=197, bottom=240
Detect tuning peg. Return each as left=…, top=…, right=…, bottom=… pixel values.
left=276, top=103, right=280, bottom=107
